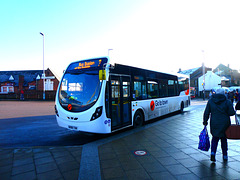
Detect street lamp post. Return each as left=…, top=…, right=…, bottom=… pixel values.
left=202, top=62, right=205, bottom=100
left=202, top=50, right=206, bottom=100
left=40, top=32, right=45, bottom=100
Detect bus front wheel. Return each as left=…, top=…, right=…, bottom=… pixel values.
left=133, top=111, right=144, bottom=128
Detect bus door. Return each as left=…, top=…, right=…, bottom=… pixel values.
left=109, top=74, right=131, bottom=131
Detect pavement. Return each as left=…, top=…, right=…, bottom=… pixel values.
left=1, top=99, right=240, bottom=180
left=0, top=101, right=54, bottom=119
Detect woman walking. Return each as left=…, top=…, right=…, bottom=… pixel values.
left=203, top=88, right=235, bottom=162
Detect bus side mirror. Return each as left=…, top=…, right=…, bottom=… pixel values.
left=99, top=70, right=106, bottom=80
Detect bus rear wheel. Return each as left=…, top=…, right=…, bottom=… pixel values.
left=133, top=111, right=144, bottom=128
left=180, top=102, right=184, bottom=113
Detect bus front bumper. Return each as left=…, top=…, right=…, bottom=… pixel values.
left=56, top=116, right=111, bottom=134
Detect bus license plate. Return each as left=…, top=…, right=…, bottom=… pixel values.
left=68, top=125, right=78, bottom=130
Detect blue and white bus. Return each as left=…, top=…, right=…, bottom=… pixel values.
left=55, top=57, right=190, bottom=133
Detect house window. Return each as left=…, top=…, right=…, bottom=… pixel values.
left=1, top=86, right=14, bottom=93
left=9, top=86, right=14, bottom=92
left=45, top=79, right=54, bottom=91
left=29, top=85, right=36, bottom=90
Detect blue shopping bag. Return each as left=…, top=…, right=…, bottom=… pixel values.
left=198, top=126, right=210, bottom=151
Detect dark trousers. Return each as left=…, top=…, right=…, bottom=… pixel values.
left=211, top=136, right=228, bottom=156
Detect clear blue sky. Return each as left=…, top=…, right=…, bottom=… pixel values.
left=0, top=0, right=146, bottom=76
left=1, top=0, right=240, bottom=77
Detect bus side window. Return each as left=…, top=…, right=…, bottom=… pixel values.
left=175, top=80, right=178, bottom=96
left=134, top=81, right=147, bottom=100
left=178, top=77, right=189, bottom=94
left=147, top=81, right=159, bottom=99
left=159, top=79, right=168, bottom=98
left=168, top=80, right=178, bottom=96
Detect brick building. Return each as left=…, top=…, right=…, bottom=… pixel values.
left=213, top=64, right=240, bottom=87
left=0, top=68, right=59, bottom=100
left=179, top=63, right=240, bottom=98
left=178, top=65, right=212, bottom=97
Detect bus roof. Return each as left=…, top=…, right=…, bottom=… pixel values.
left=111, top=63, right=178, bottom=80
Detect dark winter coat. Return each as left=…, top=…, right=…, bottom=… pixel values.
left=203, top=94, right=235, bottom=137
left=236, top=101, right=240, bottom=110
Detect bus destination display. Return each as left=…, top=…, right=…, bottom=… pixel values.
left=68, top=58, right=107, bottom=71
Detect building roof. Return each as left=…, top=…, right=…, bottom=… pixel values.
left=221, top=75, right=231, bottom=81
left=178, top=67, right=199, bottom=75
left=213, top=63, right=235, bottom=75
left=0, top=70, right=43, bottom=86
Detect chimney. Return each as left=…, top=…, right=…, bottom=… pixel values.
left=19, top=75, right=24, bottom=90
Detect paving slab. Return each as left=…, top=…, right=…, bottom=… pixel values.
left=1, top=100, right=240, bottom=180
left=0, top=146, right=82, bottom=180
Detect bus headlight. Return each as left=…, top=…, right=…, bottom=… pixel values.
left=90, top=106, right=103, bottom=121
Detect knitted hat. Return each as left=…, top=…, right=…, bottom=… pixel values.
left=216, top=88, right=225, bottom=95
